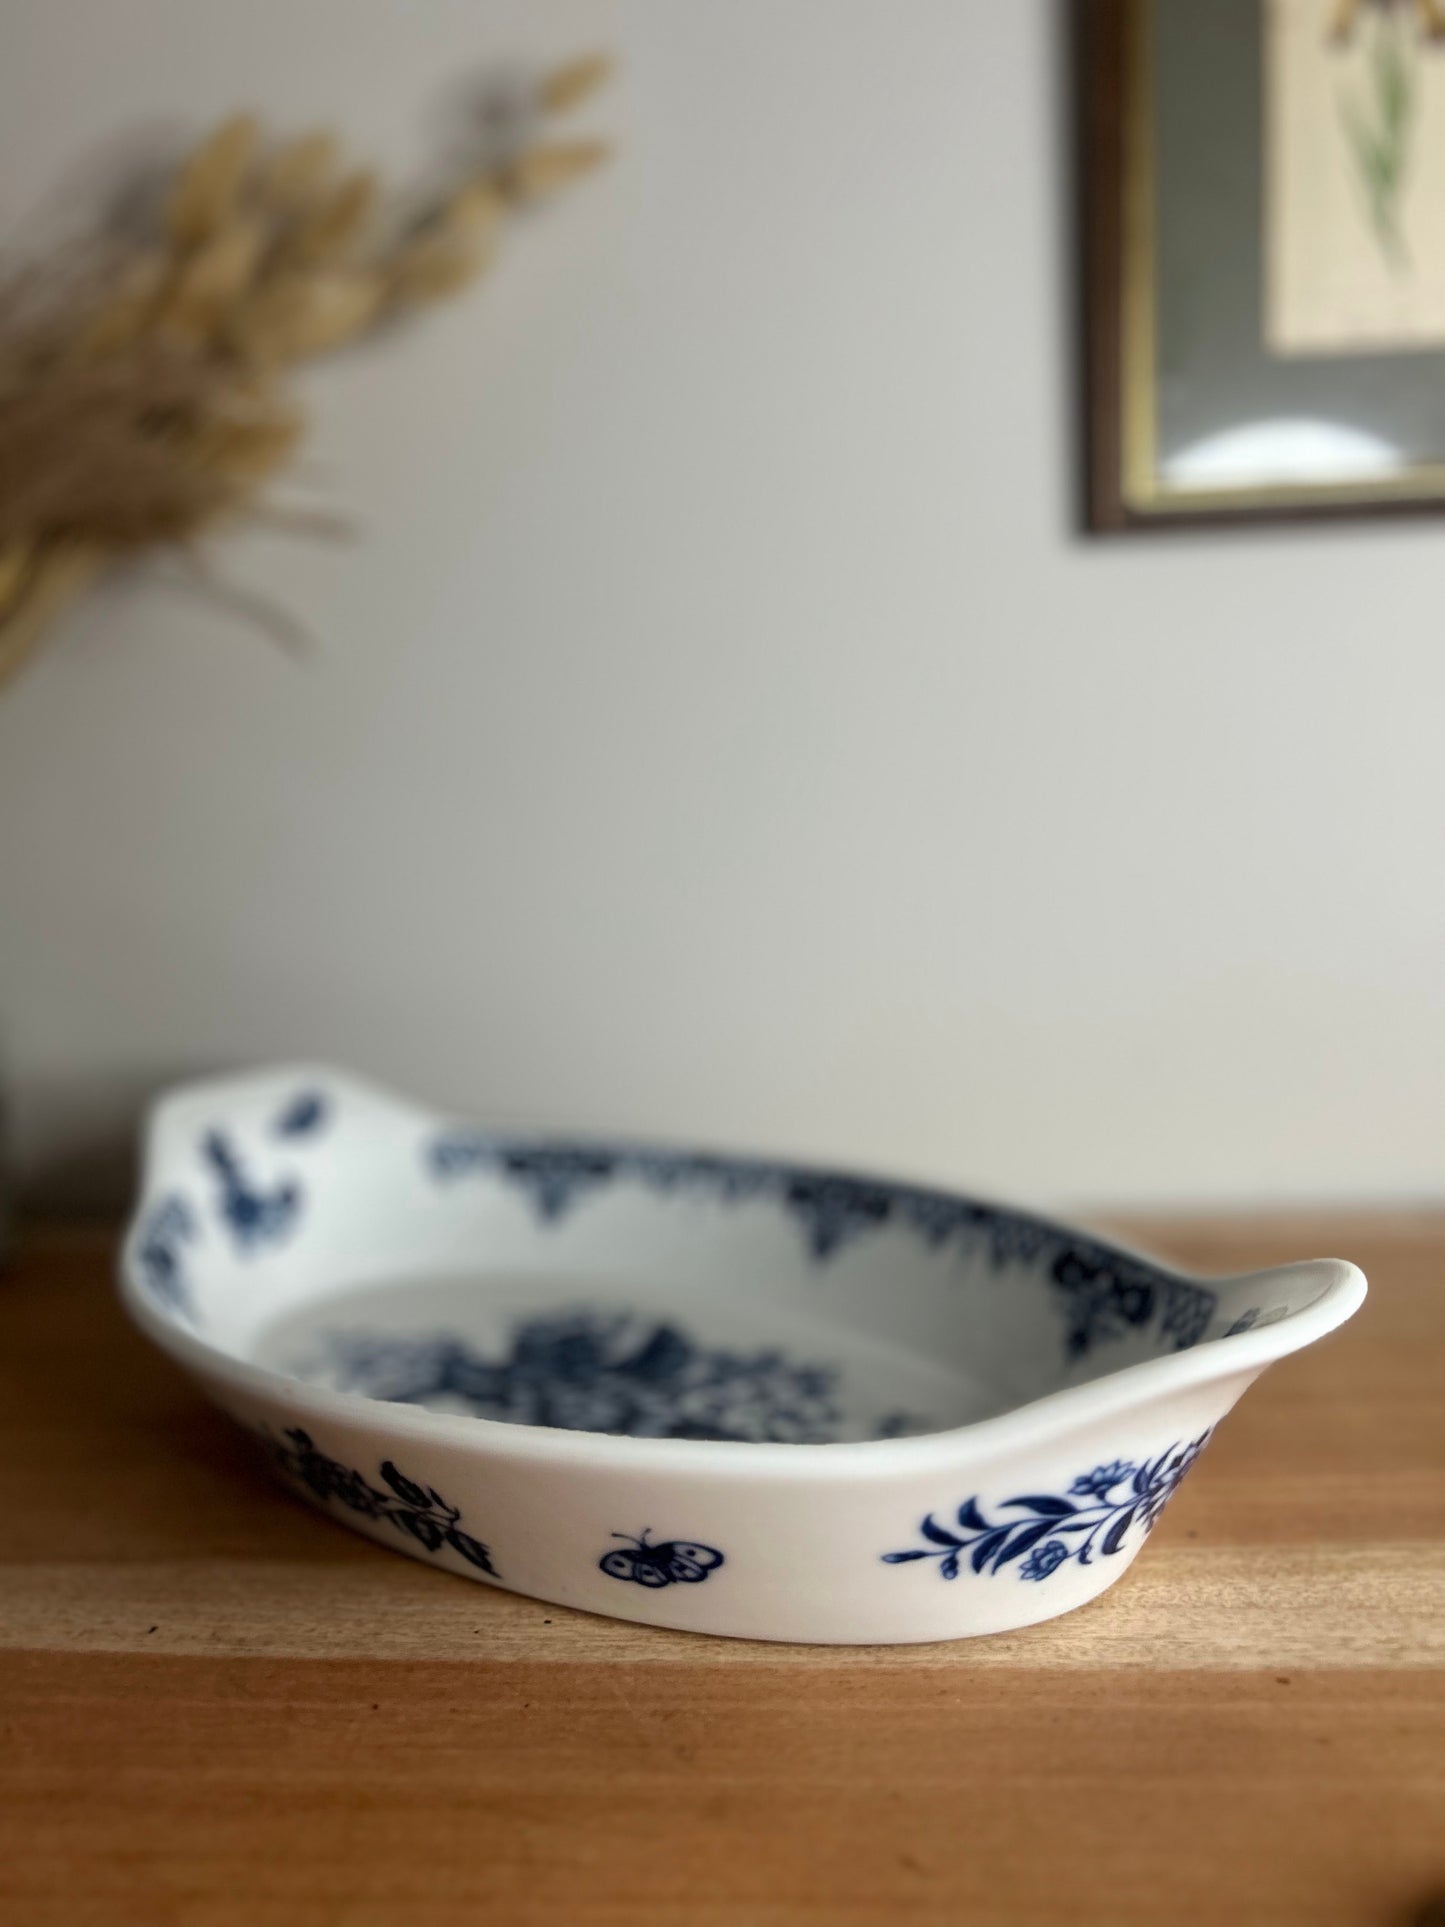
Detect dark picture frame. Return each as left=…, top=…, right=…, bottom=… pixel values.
left=1082, top=0, right=1445, bottom=531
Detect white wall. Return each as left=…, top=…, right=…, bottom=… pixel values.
left=1, top=0, right=1441, bottom=1212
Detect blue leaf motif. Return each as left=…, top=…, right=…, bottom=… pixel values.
left=275, top=1091, right=329, bottom=1137
left=1101, top=1505, right=1138, bottom=1556
left=380, top=1461, right=428, bottom=1508
left=1001, top=1494, right=1077, bottom=1518
left=1131, top=1457, right=1163, bottom=1499
left=262, top=1429, right=498, bottom=1578
left=919, top=1514, right=963, bottom=1548
left=969, top=1527, right=1011, bottom=1574
left=993, top=1519, right=1058, bottom=1568
left=397, top=1511, right=445, bottom=1551
left=445, top=1527, right=495, bottom=1569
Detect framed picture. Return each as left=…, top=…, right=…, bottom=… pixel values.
left=1083, top=0, right=1445, bottom=530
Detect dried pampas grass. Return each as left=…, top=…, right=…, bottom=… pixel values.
left=0, top=55, right=611, bottom=691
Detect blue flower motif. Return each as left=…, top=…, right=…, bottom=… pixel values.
left=883, top=1432, right=1213, bottom=1583
left=1019, top=1539, right=1069, bottom=1582
left=1069, top=1459, right=1135, bottom=1500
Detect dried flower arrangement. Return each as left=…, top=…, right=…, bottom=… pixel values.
left=0, top=54, right=610, bottom=691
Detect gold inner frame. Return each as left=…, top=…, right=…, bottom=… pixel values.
left=1117, top=0, right=1445, bottom=514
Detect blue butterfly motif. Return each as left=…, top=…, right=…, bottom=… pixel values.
left=599, top=1529, right=725, bottom=1589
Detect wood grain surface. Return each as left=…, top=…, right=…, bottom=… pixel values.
left=1, top=1216, right=1442, bottom=1926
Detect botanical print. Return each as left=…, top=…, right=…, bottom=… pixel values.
left=264, top=1427, right=498, bottom=1574
left=134, top=1195, right=199, bottom=1320
left=1267, top=0, right=1445, bottom=353
left=426, top=1132, right=1216, bottom=1364
left=311, top=1312, right=912, bottom=1445
left=203, top=1130, right=300, bottom=1250
left=882, top=1433, right=1212, bottom=1582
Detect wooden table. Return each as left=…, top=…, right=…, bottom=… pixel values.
left=2, top=1217, right=1441, bottom=1926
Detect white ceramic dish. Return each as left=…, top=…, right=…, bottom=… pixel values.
left=119, top=1066, right=1366, bottom=1645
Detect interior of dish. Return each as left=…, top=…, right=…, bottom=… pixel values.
left=129, top=1078, right=1325, bottom=1445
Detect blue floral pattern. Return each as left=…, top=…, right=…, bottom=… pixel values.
left=1019, top=1538, right=1068, bottom=1581
left=135, top=1195, right=198, bottom=1319
left=265, top=1427, right=497, bottom=1574
left=1049, top=1247, right=1214, bottom=1360
left=1067, top=1457, right=1134, bottom=1500
left=882, top=1432, right=1212, bottom=1581
left=427, top=1136, right=617, bottom=1219
left=203, top=1131, right=300, bottom=1251
left=424, top=1134, right=1219, bottom=1363
left=314, top=1313, right=919, bottom=1444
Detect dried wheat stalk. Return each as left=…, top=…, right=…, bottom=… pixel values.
left=0, top=53, right=611, bottom=691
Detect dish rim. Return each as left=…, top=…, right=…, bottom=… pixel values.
left=118, top=1065, right=1369, bottom=1477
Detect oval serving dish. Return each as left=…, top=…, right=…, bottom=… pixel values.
left=119, top=1066, right=1366, bottom=1645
